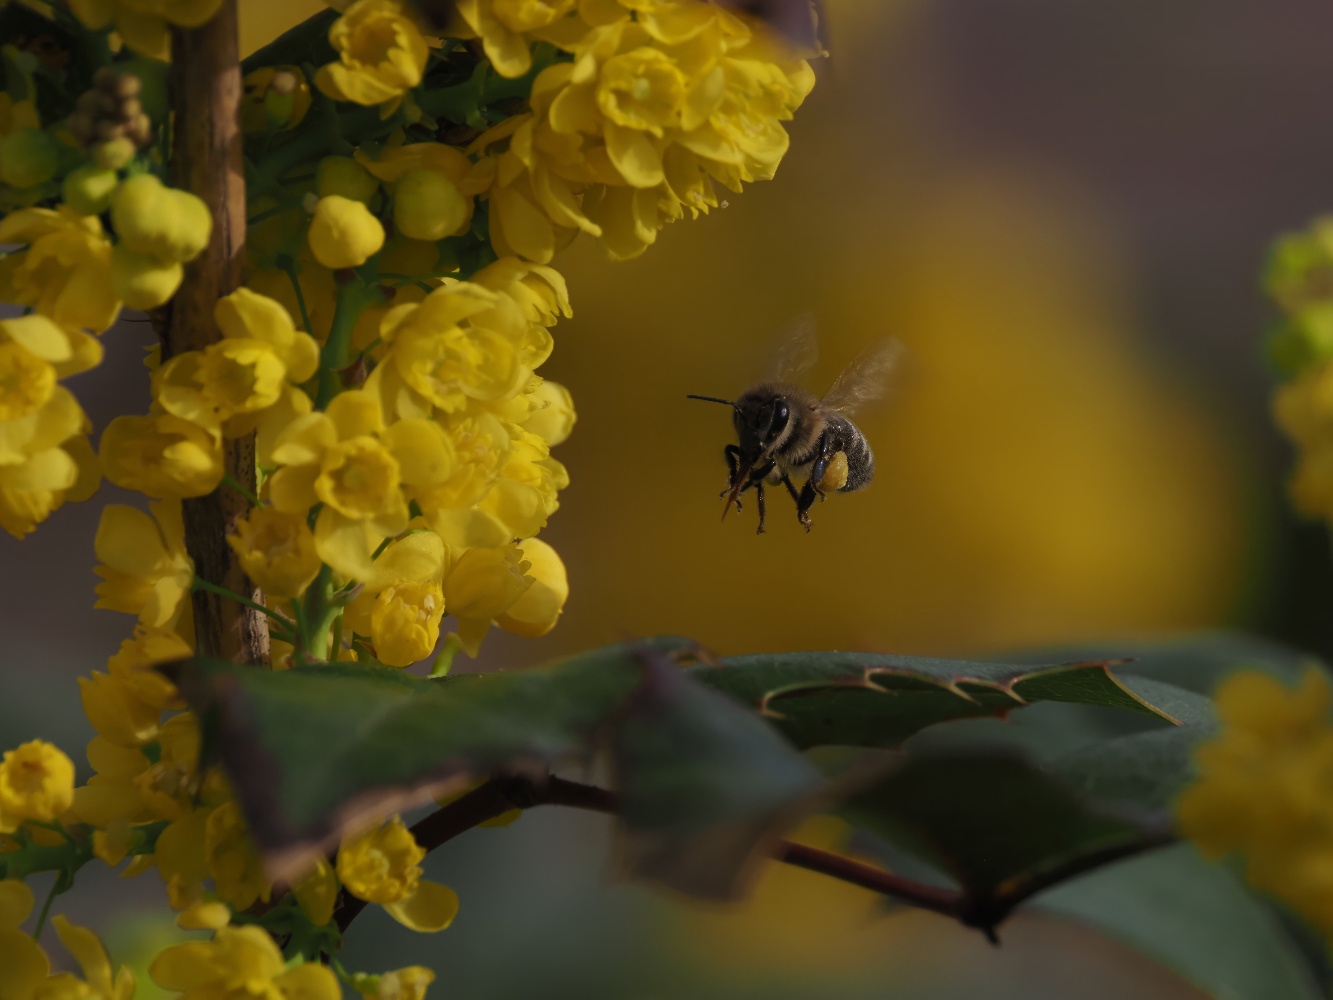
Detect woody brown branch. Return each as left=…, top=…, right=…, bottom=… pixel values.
left=163, top=1, right=269, bottom=664
left=332, top=776, right=975, bottom=933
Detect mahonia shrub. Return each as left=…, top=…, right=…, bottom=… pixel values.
left=0, top=0, right=813, bottom=991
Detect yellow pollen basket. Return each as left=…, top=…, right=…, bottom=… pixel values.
left=818, top=451, right=849, bottom=492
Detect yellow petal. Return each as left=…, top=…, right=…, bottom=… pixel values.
left=0, top=880, right=34, bottom=928
left=175, top=900, right=231, bottom=930
left=604, top=124, right=665, bottom=188
left=277, top=962, right=343, bottom=1000
left=51, top=915, right=113, bottom=994
left=383, top=880, right=459, bottom=932
left=0, top=927, right=49, bottom=996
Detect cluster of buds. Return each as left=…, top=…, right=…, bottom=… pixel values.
left=67, top=68, right=152, bottom=162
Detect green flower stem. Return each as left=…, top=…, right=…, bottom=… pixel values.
left=32, top=878, right=58, bottom=940
left=298, top=565, right=336, bottom=662
left=0, top=827, right=94, bottom=884
left=316, top=279, right=373, bottom=410
left=279, top=257, right=314, bottom=336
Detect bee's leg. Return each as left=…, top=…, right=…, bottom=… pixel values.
left=797, top=433, right=835, bottom=531
left=779, top=470, right=802, bottom=506
left=755, top=481, right=767, bottom=534
left=721, top=444, right=742, bottom=501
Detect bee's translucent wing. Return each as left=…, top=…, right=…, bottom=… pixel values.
left=765, top=313, right=820, bottom=384
left=821, top=337, right=904, bottom=416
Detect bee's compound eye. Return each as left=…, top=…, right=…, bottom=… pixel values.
left=771, top=401, right=790, bottom=434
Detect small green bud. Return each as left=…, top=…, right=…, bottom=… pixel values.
left=316, top=156, right=379, bottom=204
left=62, top=164, right=120, bottom=216
left=393, top=169, right=468, bottom=242
left=92, top=137, right=137, bottom=171
left=0, top=128, right=58, bottom=189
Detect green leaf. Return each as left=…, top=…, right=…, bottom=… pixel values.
left=1051, top=723, right=1211, bottom=812
left=690, top=652, right=1175, bottom=750
left=1038, top=846, right=1328, bottom=1000
left=840, top=748, right=1169, bottom=923
left=175, top=640, right=693, bottom=882
left=172, top=638, right=1180, bottom=899
left=613, top=650, right=830, bottom=900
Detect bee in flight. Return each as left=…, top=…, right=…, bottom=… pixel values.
left=688, top=319, right=901, bottom=534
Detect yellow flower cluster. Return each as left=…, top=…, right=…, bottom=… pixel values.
left=462, top=0, right=815, bottom=260
left=1267, top=218, right=1333, bottom=522
left=310, top=0, right=814, bottom=262
left=1177, top=668, right=1333, bottom=938
left=0, top=172, right=212, bottom=536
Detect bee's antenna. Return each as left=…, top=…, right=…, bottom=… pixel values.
left=686, top=394, right=737, bottom=408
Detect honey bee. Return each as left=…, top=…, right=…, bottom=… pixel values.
left=688, top=319, right=901, bottom=533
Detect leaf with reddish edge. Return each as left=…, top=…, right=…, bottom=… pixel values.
left=688, top=652, right=1176, bottom=750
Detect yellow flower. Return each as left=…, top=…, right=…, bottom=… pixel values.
left=471, top=2, right=815, bottom=260
left=153, top=806, right=211, bottom=910
left=293, top=860, right=339, bottom=927
left=443, top=542, right=532, bottom=654
left=308, top=195, right=386, bottom=270
left=150, top=925, right=340, bottom=1000
left=343, top=532, right=449, bottom=666
left=495, top=536, right=567, bottom=637
left=314, top=0, right=429, bottom=116
left=0, top=313, right=104, bottom=383
left=34, top=915, right=136, bottom=1000
left=267, top=390, right=413, bottom=579
left=0, top=881, right=49, bottom=999
left=355, top=966, right=436, bottom=1000
left=99, top=409, right=223, bottom=499
left=0, top=382, right=97, bottom=538
left=337, top=817, right=459, bottom=932
left=93, top=500, right=194, bottom=630
left=67, top=0, right=226, bottom=60
left=366, top=280, right=531, bottom=417
left=0, top=207, right=120, bottom=332
left=228, top=507, right=322, bottom=599
left=1177, top=667, right=1333, bottom=937
left=453, top=0, right=582, bottom=78
left=79, top=672, right=161, bottom=749
left=105, top=626, right=188, bottom=710
left=204, top=800, right=269, bottom=910
left=153, top=288, right=318, bottom=453
left=521, top=378, right=576, bottom=445
left=476, top=428, right=567, bottom=538
left=0, top=740, right=74, bottom=832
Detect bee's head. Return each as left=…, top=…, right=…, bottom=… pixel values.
left=734, top=389, right=791, bottom=462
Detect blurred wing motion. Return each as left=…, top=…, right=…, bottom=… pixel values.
left=766, top=313, right=820, bottom=384
left=821, top=338, right=904, bottom=416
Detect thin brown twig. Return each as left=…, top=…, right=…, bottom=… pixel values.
left=332, top=775, right=1176, bottom=939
